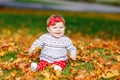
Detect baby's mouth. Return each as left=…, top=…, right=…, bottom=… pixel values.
left=55, top=33, right=61, bottom=34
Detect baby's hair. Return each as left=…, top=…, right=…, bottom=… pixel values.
left=47, top=15, right=65, bottom=27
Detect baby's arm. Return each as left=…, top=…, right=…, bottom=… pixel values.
left=66, top=38, right=76, bottom=60
left=68, top=46, right=76, bottom=60
left=29, top=36, right=44, bottom=55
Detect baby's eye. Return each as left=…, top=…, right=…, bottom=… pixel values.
left=53, top=27, right=57, bottom=29
left=60, top=26, right=64, bottom=28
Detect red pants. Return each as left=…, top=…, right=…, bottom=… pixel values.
left=36, top=60, right=66, bottom=71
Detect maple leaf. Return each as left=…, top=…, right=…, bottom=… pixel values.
left=104, top=60, right=112, bottom=66
left=0, top=44, right=10, bottom=51
left=59, top=75, right=74, bottom=80
left=15, top=76, right=23, bottom=80
left=0, top=69, right=4, bottom=76
left=75, top=69, right=89, bottom=80
left=21, top=70, right=35, bottom=80
left=70, top=62, right=80, bottom=67
left=0, top=51, right=6, bottom=57
left=114, top=55, right=120, bottom=62
left=54, top=70, right=61, bottom=76
left=41, top=70, right=50, bottom=78
left=101, top=66, right=120, bottom=79
left=70, top=67, right=78, bottom=75
left=5, top=70, right=17, bottom=80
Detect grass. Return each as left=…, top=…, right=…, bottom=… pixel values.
left=0, top=12, right=120, bottom=39
left=1, top=51, right=17, bottom=61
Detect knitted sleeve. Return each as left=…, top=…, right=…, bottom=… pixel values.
left=29, top=35, right=45, bottom=54
left=66, top=38, right=76, bottom=56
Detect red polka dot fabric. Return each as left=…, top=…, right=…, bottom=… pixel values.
left=36, top=60, right=66, bottom=71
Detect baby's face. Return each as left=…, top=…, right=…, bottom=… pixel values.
left=47, top=22, right=65, bottom=38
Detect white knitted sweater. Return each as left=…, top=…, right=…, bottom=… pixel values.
left=30, top=33, right=76, bottom=63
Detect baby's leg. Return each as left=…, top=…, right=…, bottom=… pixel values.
left=53, top=60, right=67, bottom=72
left=37, top=60, right=48, bottom=71
left=31, top=62, right=37, bottom=72
left=31, top=60, right=48, bottom=72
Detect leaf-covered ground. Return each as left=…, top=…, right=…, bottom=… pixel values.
left=0, top=8, right=120, bottom=80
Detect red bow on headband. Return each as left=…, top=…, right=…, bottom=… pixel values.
left=48, top=16, right=64, bottom=27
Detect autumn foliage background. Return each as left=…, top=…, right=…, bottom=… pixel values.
left=0, top=7, right=120, bottom=80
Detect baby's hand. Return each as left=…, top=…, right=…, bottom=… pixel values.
left=28, top=49, right=36, bottom=56
left=70, top=54, right=76, bottom=60
left=29, top=47, right=42, bottom=55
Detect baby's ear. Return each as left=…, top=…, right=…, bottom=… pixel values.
left=47, top=27, right=50, bottom=32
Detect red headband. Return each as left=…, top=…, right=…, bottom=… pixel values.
left=48, top=16, right=64, bottom=27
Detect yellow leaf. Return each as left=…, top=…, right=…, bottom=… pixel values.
left=54, top=70, right=61, bottom=76
left=0, top=69, right=4, bottom=76
left=106, top=72, right=113, bottom=78
left=115, top=55, right=120, bottom=62
left=44, top=78, right=51, bottom=80
left=41, top=70, right=50, bottom=78
left=0, top=51, right=6, bottom=57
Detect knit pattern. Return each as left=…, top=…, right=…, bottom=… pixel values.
left=30, top=33, right=76, bottom=63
